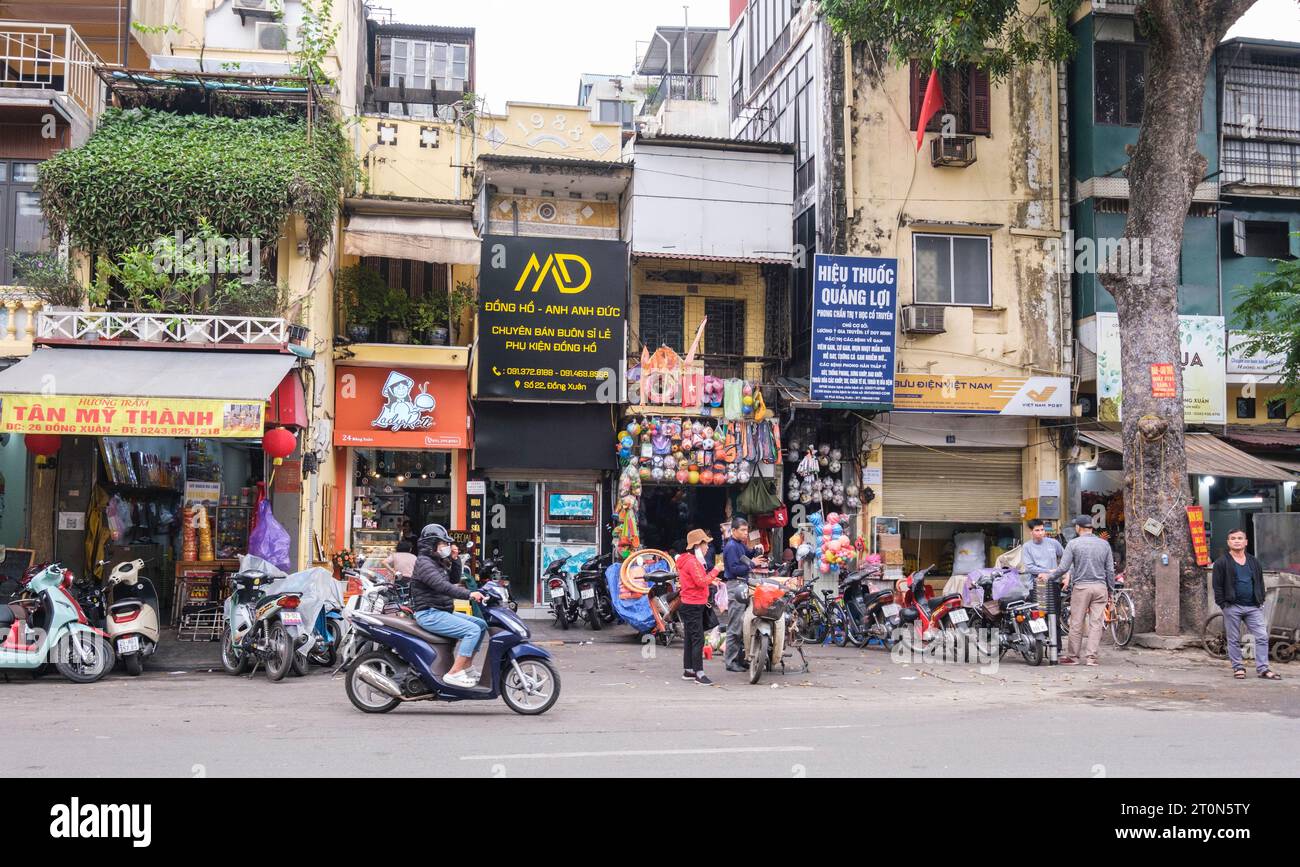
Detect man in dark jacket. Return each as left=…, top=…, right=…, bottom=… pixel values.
left=722, top=517, right=767, bottom=672
left=411, top=524, right=486, bottom=688
left=1212, top=528, right=1280, bottom=681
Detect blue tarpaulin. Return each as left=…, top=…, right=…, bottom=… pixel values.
left=605, top=563, right=656, bottom=633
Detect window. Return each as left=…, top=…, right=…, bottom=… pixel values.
left=704, top=299, right=746, bottom=356
left=913, top=234, right=992, bottom=306
left=1236, top=397, right=1257, bottom=419
left=383, top=37, right=469, bottom=117
left=1, top=160, right=50, bottom=284
left=909, top=62, right=991, bottom=135
left=638, top=295, right=684, bottom=353
left=1095, top=42, right=1146, bottom=126
left=1267, top=399, right=1289, bottom=420
left=598, top=100, right=634, bottom=129
left=1232, top=219, right=1293, bottom=258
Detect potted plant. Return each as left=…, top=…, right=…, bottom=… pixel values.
left=9, top=251, right=82, bottom=310
left=383, top=288, right=413, bottom=344
left=409, top=296, right=448, bottom=346
left=336, top=265, right=388, bottom=343
left=448, top=280, right=476, bottom=345
left=217, top=278, right=289, bottom=343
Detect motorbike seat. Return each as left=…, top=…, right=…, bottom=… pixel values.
left=863, top=590, right=893, bottom=607
left=921, top=593, right=962, bottom=614
left=0, top=605, right=15, bottom=627
left=363, top=612, right=455, bottom=646
left=996, top=589, right=1029, bottom=604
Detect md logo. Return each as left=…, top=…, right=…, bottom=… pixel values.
left=514, top=253, right=592, bottom=295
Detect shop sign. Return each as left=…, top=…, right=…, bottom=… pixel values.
left=1187, top=506, right=1211, bottom=567
left=1096, top=313, right=1226, bottom=424
left=0, top=394, right=264, bottom=438
left=1227, top=331, right=1285, bottom=383
left=476, top=235, right=627, bottom=402
left=1150, top=363, right=1177, bottom=399
left=891, top=375, right=1072, bottom=416
left=334, top=366, right=469, bottom=449
left=810, top=255, right=897, bottom=407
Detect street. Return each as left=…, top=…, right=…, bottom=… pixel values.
left=4, top=626, right=1295, bottom=778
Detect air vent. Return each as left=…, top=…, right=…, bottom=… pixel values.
left=931, top=135, right=976, bottom=168
left=901, top=305, right=946, bottom=335
left=254, top=22, right=290, bottom=51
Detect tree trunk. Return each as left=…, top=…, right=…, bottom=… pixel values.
left=1100, top=0, right=1256, bottom=634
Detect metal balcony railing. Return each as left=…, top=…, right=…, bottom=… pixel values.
left=0, top=22, right=104, bottom=120
left=643, top=74, right=718, bottom=115
left=37, top=311, right=289, bottom=347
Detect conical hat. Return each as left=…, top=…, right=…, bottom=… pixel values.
left=381, top=371, right=415, bottom=396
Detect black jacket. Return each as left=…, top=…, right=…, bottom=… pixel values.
left=410, top=553, right=471, bottom=613
left=1212, top=552, right=1265, bottom=608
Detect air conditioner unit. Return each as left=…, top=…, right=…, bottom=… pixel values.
left=931, top=134, right=977, bottom=167
left=901, top=305, right=946, bottom=335
left=255, top=22, right=291, bottom=51
left=233, top=0, right=277, bottom=21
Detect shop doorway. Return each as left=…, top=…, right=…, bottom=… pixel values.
left=638, top=485, right=730, bottom=555
left=483, top=480, right=536, bottom=604
left=351, top=449, right=453, bottom=555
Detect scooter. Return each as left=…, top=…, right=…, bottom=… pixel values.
left=338, top=568, right=407, bottom=667
left=0, top=564, right=115, bottom=683
left=308, top=603, right=345, bottom=667
left=886, top=566, right=970, bottom=654
left=573, top=552, right=614, bottom=630
left=544, top=555, right=578, bottom=631
left=839, top=567, right=899, bottom=649
left=343, top=583, right=561, bottom=715
left=219, top=570, right=305, bottom=682
left=476, top=546, right=518, bottom=613
left=101, top=559, right=161, bottom=676
left=744, top=574, right=808, bottom=685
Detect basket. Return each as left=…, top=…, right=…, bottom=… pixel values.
left=177, top=608, right=225, bottom=642
left=752, top=583, right=785, bottom=618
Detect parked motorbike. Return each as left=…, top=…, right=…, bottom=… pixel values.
left=476, top=548, right=518, bottom=613
left=885, top=566, right=969, bottom=652
left=101, top=559, right=161, bottom=676
left=744, top=575, right=807, bottom=684
left=544, top=555, right=579, bottom=630
left=339, top=568, right=408, bottom=667
left=343, top=583, right=561, bottom=715
left=839, top=567, right=898, bottom=650
left=645, top=568, right=683, bottom=646
left=0, top=564, right=114, bottom=683
left=308, top=603, right=345, bottom=667
left=573, top=552, right=615, bottom=630
left=219, top=570, right=305, bottom=682
left=964, top=570, right=1047, bottom=666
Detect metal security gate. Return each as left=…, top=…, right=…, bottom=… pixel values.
left=882, top=447, right=1024, bottom=523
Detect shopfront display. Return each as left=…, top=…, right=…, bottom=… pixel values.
left=333, top=364, right=470, bottom=565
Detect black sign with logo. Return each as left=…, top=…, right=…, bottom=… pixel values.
left=477, top=235, right=627, bottom=402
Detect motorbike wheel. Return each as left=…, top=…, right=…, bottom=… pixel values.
left=748, top=634, right=769, bottom=685
left=585, top=605, right=602, bottom=631
left=501, top=658, right=562, bottom=715
left=345, top=650, right=403, bottom=714
left=554, top=602, right=570, bottom=631
left=1021, top=637, right=1046, bottom=666
left=1202, top=613, right=1229, bottom=660
left=220, top=627, right=251, bottom=675
left=123, top=652, right=144, bottom=677
left=290, top=647, right=308, bottom=677
left=309, top=620, right=341, bottom=666
left=599, top=596, right=617, bottom=623
left=53, top=632, right=114, bottom=684
left=265, top=623, right=294, bottom=682
left=830, top=608, right=848, bottom=647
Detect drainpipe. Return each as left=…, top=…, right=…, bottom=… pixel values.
left=683, top=8, right=690, bottom=75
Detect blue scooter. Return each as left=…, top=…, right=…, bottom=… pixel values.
left=342, top=584, right=560, bottom=715
left=307, top=605, right=345, bottom=667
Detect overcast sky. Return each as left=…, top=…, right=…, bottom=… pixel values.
left=380, top=0, right=1300, bottom=111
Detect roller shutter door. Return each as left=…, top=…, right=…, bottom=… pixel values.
left=882, top=447, right=1024, bottom=523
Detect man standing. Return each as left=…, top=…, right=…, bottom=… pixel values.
left=1021, top=519, right=1064, bottom=601
left=1047, top=515, right=1115, bottom=666
left=722, top=517, right=766, bottom=673
left=1212, top=529, right=1281, bottom=681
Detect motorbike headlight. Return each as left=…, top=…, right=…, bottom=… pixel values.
left=504, top=616, right=529, bottom=638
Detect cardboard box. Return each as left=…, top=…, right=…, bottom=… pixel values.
left=878, top=533, right=902, bottom=551
left=883, top=549, right=905, bottom=566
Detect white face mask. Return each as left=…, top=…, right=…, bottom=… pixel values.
left=436, top=544, right=452, bottom=559
left=696, top=547, right=708, bottom=563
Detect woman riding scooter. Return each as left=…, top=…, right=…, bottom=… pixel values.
left=410, top=524, right=486, bottom=688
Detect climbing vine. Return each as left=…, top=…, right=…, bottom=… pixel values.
left=37, top=107, right=351, bottom=259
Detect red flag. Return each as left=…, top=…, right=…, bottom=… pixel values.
left=915, top=70, right=943, bottom=151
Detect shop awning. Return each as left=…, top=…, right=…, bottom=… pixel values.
left=0, top=348, right=297, bottom=438
left=1078, top=431, right=1296, bottom=482
left=1270, top=458, right=1300, bottom=477
left=343, top=215, right=480, bottom=265
left=1221, top=429, right=1300, bottom=450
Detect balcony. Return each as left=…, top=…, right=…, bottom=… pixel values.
left=0, top=23, right=103, bottom=123
left=35, top=310, right=296, bottom=350
left=643, top=74, right=718, bottom=116
left=0, top=292, right=45, bottom=356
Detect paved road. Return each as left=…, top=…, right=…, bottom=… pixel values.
left=4, top=627, right=1295, bottom=778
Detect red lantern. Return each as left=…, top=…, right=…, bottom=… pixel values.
left=25, top=434, right=62, bottom=466
left=262, top=427, right=297, bottom=467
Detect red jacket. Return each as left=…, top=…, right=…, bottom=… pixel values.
left=675, top=552, right=718, bottom=605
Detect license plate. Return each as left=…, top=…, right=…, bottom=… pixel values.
left=280, top=611, right=303, bottom=626
left=1029, top=618, right=1048, bottom=633
left=580, top=588, right=596, bottom=600
left=550, top=588, right=565, bottom=600
left=883, top=604, right=901, bottom=618
left=116, top=636, right=140, bottom=654
left=948, top=609, right=969, bottom=624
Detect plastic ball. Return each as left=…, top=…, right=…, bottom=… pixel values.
left=652, top=468, right=664, bottom=481
left=743, top=383, right=753, bottom=396
left=700, top=470, right=714, bottom=485
left=831, top=448, right=843, bottom=461
left=742, top=405, right=753, bottom=415
left=823, top=526, right=833, bottom=537
left=738, top=470, right=752, bottom=484
left=676, top=470, right=689, bottom=484
left=827, top=512, right=840, bottom=524
left=727, top=472, right=738, bottom=484
left=742, top=395, right=754, bottom=407
left=829, top=460, right=842, bottom=474
left=788, top=438, right=801, bottom=453
left=688, top=471, right=700, bottom=485
left=819, top=562, right=831, bottom=574
left=639, top=467, right=652, bottom=480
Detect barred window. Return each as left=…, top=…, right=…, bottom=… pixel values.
left=704, top=299, right=746, bottom=356
left=639, top=295, right=684, bottom=353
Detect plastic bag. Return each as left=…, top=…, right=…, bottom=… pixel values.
left=952, top=532, right=987, bottom=575
left=992, top=569, right=1031, bottom=602
left=713, top=581, right=729, bottom=612
left=248, top=499, right=292, bottom=573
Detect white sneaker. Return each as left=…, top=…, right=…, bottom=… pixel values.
left=466, top=667, right=482, bottom=683
left=443, top=670, right=475, bottom=688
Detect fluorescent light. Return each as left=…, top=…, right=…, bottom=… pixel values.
left=1227, top=496, right=1264, bottom=505
left=1204, top=476, right=1216, bottom=486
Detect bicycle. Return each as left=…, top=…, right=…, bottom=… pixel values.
left=1054, top=582, right=1135, bottom=648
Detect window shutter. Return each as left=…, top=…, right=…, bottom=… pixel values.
left=909, top=60, right=923, bottom=130
left=1232, top=217, right=1247, bottom=256
left=969, top=66, right=991, bottom=135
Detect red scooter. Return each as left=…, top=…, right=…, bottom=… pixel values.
left=885, top=566, right=970, bottom=651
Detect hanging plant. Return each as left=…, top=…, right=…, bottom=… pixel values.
left=37, top=108, right=351, bottom=260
